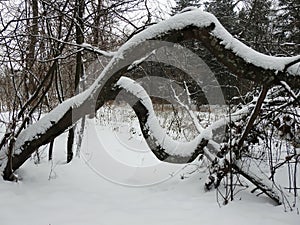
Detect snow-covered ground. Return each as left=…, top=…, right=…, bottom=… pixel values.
left=0, top=108, right=299, bottom=225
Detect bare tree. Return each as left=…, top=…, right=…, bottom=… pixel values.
left=0, top=0, right=148, bottom=164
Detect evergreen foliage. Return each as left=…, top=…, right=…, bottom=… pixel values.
left=171, top=0, right=202, bottom=15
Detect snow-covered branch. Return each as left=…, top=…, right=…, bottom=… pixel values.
left=116, top=76, right=251, bottom=163
left=116, top=76, right=282, bottom=204
left=40, top=35, right=117, bottom=58
left=2, top=9, right=299, bottom=191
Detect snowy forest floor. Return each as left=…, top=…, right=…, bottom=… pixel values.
left=0, top=105, right=299, bottom=225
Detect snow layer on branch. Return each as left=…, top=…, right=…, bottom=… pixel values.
left=80, top=43, right=116, bottom=57
left=116, top=77, right=250, bottom=158
left=14, top=90, right=91, bottom=154
left=116, top=77, right=211, bottom=157
left=118, top=10, right=300, bottom=75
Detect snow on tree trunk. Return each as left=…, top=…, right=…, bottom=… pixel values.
left=0, top=10, right=299, bottom=204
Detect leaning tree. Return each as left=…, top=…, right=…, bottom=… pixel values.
left=0, top=9, right=299, bottom=205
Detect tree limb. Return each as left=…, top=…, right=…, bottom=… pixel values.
left=1, top=10, right=299, bottom=191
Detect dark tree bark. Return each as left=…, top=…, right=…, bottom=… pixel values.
left=66, top=0, right=85, bottom=163
left=48, top=139, right=54, bottom=161
left=2, top=11, right=299, bottom=206
left=25, top=0, right=39, bottom=97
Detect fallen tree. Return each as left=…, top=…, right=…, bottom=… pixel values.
left=116, top=76, right=283, bottom=204
left=0, top=10, right=299, bottom=204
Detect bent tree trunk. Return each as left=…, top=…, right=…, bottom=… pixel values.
left=1, top=10, right=299, bottom=203
left=115, top=77, right=282, bottom=204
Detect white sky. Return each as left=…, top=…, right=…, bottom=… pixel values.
left=119, top=0, right=176, bottom=35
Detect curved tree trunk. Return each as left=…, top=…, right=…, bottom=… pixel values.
left=1, top=10, right=299, bottom=205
